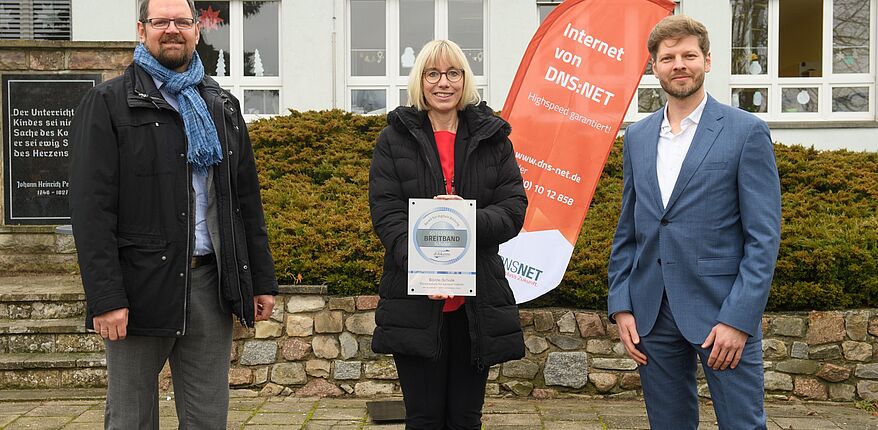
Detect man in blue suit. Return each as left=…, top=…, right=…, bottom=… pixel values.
left=607, top=15, right=781, bottom=429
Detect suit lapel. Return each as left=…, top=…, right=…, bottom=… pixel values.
left=662, top=96, right=725, bottom=215
left=639, top=112, right=664, bottom=212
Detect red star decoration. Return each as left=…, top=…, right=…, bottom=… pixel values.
left=199, top=6, right=224, bottom=31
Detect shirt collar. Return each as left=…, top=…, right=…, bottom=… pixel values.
left=661, top=93, right=708, bottom=133
left=152, top=76, right=165, bottom=91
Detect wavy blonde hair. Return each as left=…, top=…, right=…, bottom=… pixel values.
left=407, top=40, right=480, bottom=111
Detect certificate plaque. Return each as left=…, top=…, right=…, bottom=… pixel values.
left=408, top=198, right=476, bottom=296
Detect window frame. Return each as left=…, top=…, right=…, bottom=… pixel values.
left=0, top=0, right=71, bottom=40
left=726, top=0, right=876, bottom=122
left=536, top=0, right=564, bottom=24
left=345, top=0, right=488, bottom=114
left=198, top=0, right=283, bottom=121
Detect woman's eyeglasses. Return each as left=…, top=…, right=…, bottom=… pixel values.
left=423, top=69, right=464, bottom=84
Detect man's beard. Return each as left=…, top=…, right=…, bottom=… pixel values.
left=155, top=35, right=192, bottom=70
left=660, top=72, right=705, bottom=100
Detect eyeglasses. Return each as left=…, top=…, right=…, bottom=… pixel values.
left=423, top=69, right=464, bottom=84
left=141, top=18, right=197, bottom=30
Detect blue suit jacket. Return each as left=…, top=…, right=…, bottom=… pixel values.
left=607, top=95, right=781, bottom=344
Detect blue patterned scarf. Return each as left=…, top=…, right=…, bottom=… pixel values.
left=133, top=43, right=222, bottom=173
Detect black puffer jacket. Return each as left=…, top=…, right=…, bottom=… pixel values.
left=70, top=63, right=277, bottom=336
left=368, top=102, right=527, bottom=368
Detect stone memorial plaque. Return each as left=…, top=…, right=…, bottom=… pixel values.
left=3, top=74, right=100, bottom=225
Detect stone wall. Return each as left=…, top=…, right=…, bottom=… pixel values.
left=206, top=286, right=878, bottom=401
left=0, top=40, right=134, bottom=273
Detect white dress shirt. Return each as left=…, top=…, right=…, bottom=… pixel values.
left=656, top=94, right=708, bottom=209
left=153, top=77, right=214, bottom=256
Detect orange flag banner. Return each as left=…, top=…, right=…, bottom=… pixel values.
left=499, top=0, right=675, bottom=303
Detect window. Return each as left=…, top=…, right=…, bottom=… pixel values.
left=731, top=0, right=769, bottom=75
left=0, top=0, right=70, bottom=40
left=347, top=0, right=487, bottom=114
left=195, top=0, right=281, bottom=118
left=729, top=0, right=875, bottom=121
left=537, top=0, right=563, bottom=24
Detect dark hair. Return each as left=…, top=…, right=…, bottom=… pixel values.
left=647, top=15, right=710, bottom=60
left=138, top=0, right=198, bottom=22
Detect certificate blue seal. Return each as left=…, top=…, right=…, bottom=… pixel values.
left=412, top=206, right=471, bottom=265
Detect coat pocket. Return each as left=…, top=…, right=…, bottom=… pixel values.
left=702, top=161, right=728, bottom=171
left=697, top=256, right=740, bottom=276
left=376, top=297, right=433, bottom=329
left=117, top=235, right=171, bottom=270
left=117, top=237, right=181, bottom=329
left=118, top=117, right=176, bottom=177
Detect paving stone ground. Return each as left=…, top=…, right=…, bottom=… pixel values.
left=0, top=391, right=875, bottom=429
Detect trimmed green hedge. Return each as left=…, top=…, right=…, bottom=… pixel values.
left=248, top=110, right=878, bottom=311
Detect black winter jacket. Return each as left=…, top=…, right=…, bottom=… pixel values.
left=368, top=102, right=527, bottom=368
left=70, top=63, right=278, bottom=336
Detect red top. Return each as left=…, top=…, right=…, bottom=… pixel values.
left=435, top=130, right=465, bottom=313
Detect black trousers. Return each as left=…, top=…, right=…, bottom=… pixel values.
left=393, top=305, right=490, bottom=430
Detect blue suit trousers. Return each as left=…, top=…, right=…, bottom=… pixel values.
left=637, top=293, right=766, bottom=430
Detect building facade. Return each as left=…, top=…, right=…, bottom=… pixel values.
left=4, top=0, right=877, bottom=150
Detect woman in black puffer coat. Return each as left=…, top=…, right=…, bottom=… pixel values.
left=368, top=39, right=527, bottom=429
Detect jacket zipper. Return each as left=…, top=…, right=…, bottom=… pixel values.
left=183, top=159, right=192, bottom=336
left=428, top=147, right=445, bottom=360
left=138, top=90, right=191, bottom=336
left=418, top=131, right=444, bottom=197
left=218, top=96, right=247, bottom=327
left=457, top=139, right=485, bottom=370
left=180, top=111, right=192, bottom=337
left=434, top=305, right=444, bottom=361
left=135, top=90, right=166, bottom=111
left=409, top=124, right=449, bottom=360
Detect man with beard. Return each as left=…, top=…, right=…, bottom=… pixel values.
left=69, top=0, right=277, bottom=427
left=607, top=15, right=781, bottom=429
